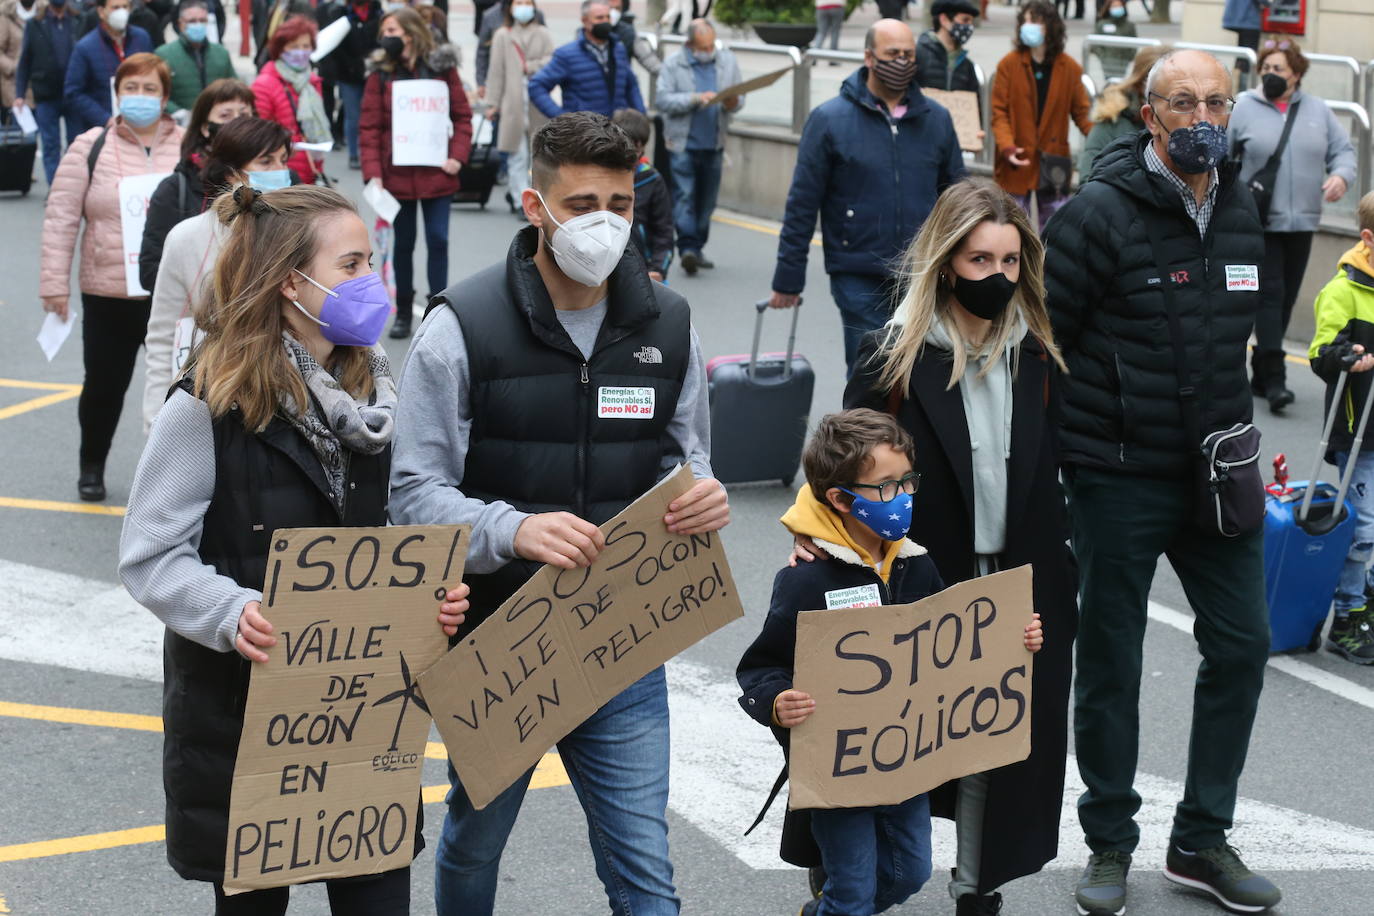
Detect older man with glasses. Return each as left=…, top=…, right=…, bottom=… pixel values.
left=1043, top=49, right=1282, bottom=916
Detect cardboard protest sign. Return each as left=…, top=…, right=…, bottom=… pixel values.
left=708, top=65, right=794, bottom=108
left=419, top=465, right=743, bottom=810
left=788, top=565, right=1034, bottom=810
left=923, top=88, right=982, bottom=153
left=119, top=172, right=171, bottom=296
left=223, top=525, right=468, bottom=894
left=391, top=79, right=450, bottom=167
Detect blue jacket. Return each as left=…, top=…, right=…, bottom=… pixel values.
left=528, top=33, right=644, bottom=119
left=1222, top=0, right=1262, bottom=31
left=772, top=69, right=966, bottom=294
left=63, top=25, right=153, bottom=131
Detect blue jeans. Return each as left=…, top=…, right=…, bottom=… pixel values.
left=338, top=81, right=364, bottom=159
left=434, top=667, right=677, bottom=916
left=392, top=194, right=451, bottom=310
left=668, top=148, right=722, bottom=256
left=1334, top=451, right=1374, bottom=614
left=811, top=794, right=932, bottom=916
left=34, top=99, right=80, bottom=185
left=829, top=272, right=894, bottom=378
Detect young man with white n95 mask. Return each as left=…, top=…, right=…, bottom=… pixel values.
left=388, top=110, right=729, bottom=916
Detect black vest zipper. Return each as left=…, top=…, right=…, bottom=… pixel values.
left=576, top=362, right=590, bottom=517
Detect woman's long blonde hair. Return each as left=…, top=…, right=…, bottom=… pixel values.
left=873, top=178, right=1066, bottom=395
left=1092, top=44, right=1170, bottom=123
left=192, top=186, right=376, bottom=432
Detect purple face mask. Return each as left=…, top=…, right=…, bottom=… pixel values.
left=290, top=269, right=391, bottom=347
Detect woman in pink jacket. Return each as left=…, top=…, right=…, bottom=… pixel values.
left=252, top=15, right=329, bottom=184
left=40, top=52, right=184, bottom=502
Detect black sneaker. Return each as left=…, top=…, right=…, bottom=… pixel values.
left=680, top=251, right=700, bottom=275
left=956, top=890, right=1002, bottom=914
left=1075, top=850, right=1130, bottom=915
left=1163, top=843, right=1281, bottom=912
left=1327, top=608, right=1374, bottom=664
left=798, top=898, right=820, bottom=916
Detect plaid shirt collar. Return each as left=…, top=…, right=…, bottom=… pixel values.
left=1143, top=140, right=1218, bottom=239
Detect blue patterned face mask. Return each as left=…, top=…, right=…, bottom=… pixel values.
left=1155, top=119, right=1228, bottom=174
left=838, top=489, right=914, bottom=542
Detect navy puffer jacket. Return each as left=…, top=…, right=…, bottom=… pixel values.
left=772, top=69, right=965, bottom=294
left=1044, top=132, right=1263, bottom=478
left=528, top=33, right=644, bottom=119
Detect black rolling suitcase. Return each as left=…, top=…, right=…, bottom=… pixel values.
left=707, top=300, right=815, bottom=486
left=453, top=112, right=498, bottom=209
left=0, top=108, right=37, bottom=196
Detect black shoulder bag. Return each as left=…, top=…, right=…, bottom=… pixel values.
left=1245, top=98, right=1300, bottom=225
left=1146, top=229, right=1265, bottom=537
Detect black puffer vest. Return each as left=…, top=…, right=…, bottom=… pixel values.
left=162, top=379, right=392, bottom=882
left=433, top=228, right=691, bottom=631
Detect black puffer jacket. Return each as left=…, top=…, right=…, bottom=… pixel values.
left=914, top=30, right=979, bottom=96
left=1044, top=132, right=1263, bottom=478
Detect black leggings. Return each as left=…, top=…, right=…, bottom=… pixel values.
left=1254, top=231, right=1314, bottom=352
left=212, top=866, right=410, bottom=915
left=78, top=293, right=151, bottom=468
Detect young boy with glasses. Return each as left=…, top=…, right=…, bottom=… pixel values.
left=736, top=408, right=1041, bottom=916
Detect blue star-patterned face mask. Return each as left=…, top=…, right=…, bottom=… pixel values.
left=838, top=489, right=914, bottom=542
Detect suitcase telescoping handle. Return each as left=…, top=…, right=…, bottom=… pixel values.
left=749, top=298, right=802, bottom=382
left=1298, top=350, right=1373, bottom=535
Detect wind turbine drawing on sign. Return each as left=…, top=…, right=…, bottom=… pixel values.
left=372, top=651, right=429, bottom=753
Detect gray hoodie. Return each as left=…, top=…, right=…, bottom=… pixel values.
left=1228, top=88, right=1357, bottom=233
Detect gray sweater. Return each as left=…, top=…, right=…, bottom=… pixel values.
left=1228, top=88, right=1357, bottom=233
left=387, top=300, right=713, bottom=575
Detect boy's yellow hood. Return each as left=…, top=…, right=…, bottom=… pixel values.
left=1339, top=241, right=1374, bottom=281
left=780, top=485, right=926, bottom=583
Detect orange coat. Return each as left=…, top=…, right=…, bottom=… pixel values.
left=990, top=49, right=1093, bottom=196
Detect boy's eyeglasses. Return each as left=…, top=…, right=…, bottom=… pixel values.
left=844, top=472, right=921, bottom=503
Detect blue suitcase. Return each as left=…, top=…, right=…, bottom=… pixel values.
left=1263, top=361, right=1371, bottom=652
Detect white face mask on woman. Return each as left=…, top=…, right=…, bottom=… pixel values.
left=535, top=191, right=632, bottom=288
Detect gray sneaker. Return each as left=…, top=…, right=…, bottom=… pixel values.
left=1075, top=850, right=1131, bottom=915
left=1164, top=843, right=1282, bottom=912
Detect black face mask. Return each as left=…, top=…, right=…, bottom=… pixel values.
left=953, top=272, right=1017, bottom=321
left=204, top=119, right=222, bottom=139
left=1261, top=73, right=1288, bottom=101
left=591, top=21, right=613, bottom=41
left=380, top=35, right=405, bottom=60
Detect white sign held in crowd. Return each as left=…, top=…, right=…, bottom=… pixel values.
left=391, top=79, right=450, bottom=168
left=119, top=172, right=171, bottom=297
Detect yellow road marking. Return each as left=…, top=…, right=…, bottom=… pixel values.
left=713, top=213, right=820, bottom=247
left=0, top=892, right=9, bottom=912
left=0, top=497, right=125, bottom=517
left=0, top=379, right=81, bottom=392
left=0, top=388, right=82, bottom=422
left=0, top=701, right=161, bottom=732
left=0, top=826, right=166, bottom=864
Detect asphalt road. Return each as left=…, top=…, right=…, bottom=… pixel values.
left=3, top=7, right=1374, bottom=912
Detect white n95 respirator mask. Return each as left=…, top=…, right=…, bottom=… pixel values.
left=535, top=191, right=631, bottom=287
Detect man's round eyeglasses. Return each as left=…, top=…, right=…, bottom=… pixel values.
left=1148, top=92, right=1234, bottom=116
left=844, top=472, right=921, bottom=503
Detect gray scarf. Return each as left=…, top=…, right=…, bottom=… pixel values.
left=279, top=335, right=397, bottom=511
left=275, top=59, right=333, bottom=145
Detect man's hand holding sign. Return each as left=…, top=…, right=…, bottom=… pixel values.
left=788, top=566, right=1040, bottom=810
left=419, top=465, right=742, bottom=810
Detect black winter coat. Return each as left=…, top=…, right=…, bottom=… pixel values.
left=160, top=383, right=408, bottom=882
left=138, top=158, right=207, bottom=296
left=17, top=12, right=76, bottom=102
left=844, top=333, right=1078, bottom=895
left=915, top=30, right=980, bottom=99
left=632, top=161, right=674, bottom=276
left=737, top=544, right=945, bottom=868
left=318, top=0, right=382, bottom=85
left=1044, top=132, right=1264, bottom=478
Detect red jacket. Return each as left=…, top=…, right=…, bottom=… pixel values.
left=360, top=61, right=472, bottom=201
left=252, top=61, right=325, bottom=183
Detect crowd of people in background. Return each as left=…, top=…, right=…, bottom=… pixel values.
left=5, top=2, right=1372, bottom=915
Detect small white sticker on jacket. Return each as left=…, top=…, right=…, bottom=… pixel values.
left=1225, top=264, right=1259, bottom=291
left=824, top=584, right=882, bottom=609
left=597, top=386, right=655, bottom=419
